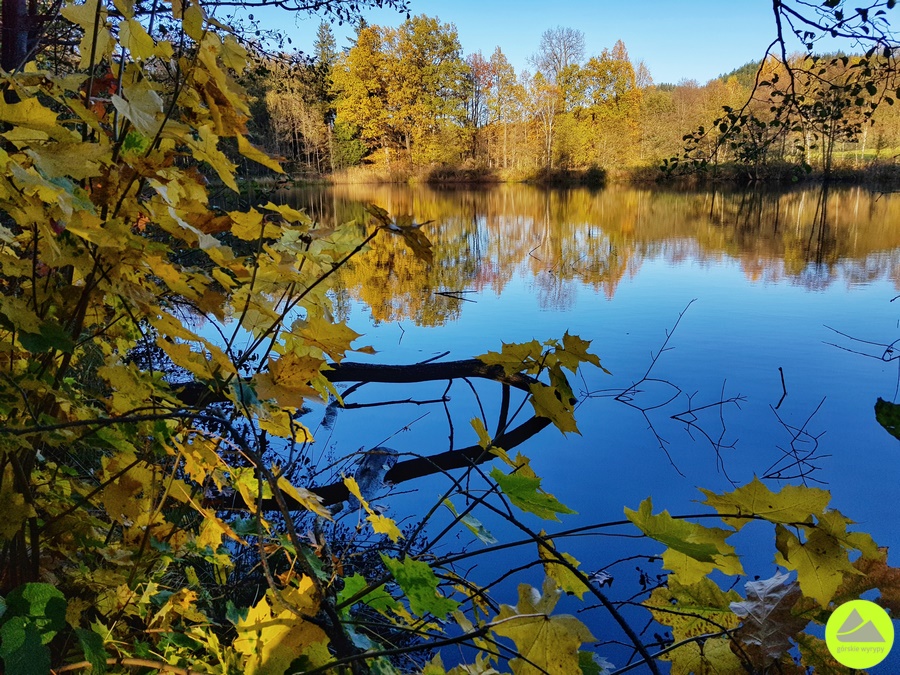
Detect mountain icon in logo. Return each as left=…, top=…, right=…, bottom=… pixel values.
left=836, top=608, right=886, bottom=643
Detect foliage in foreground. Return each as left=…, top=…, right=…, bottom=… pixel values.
left=0, top=1, right=899, bottom=674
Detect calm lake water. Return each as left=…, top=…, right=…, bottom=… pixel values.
left=278, top=183, right=900, bottom=671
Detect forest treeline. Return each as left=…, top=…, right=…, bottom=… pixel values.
left=242, top=16, right=900, bottom=182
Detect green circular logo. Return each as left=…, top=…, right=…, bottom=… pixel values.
left=826, top=600, right=895, bottom=669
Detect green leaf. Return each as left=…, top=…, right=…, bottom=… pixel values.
left=5, top=583, right=67, bottom=643
left=443, top=499, right=497, bottom=544
left=0, top=617, right=49, bottom=675
left=699, top=477, right=830, bottom=530
left=75, top=628, right=108, bottom=674
left=18, top=322, right=75, bottom=354
left=121, top=130, right=151, bottom=156
left=491, top=467, right=576, bottom=521
left=299, top=543, right=328, bottom=582
left=578, top=651, right=602, bottom=675
left=337, top=573, right=398, bottom=614
left=625, top=497, right=738, bottom=564
left=875, top=397, right=900, bottom=440
left=379, top=555, right=458, bottom=619
left=225, top=600, right=248, bottom=625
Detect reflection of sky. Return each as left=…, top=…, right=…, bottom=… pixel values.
left=316, top=211, right=900, bottom=670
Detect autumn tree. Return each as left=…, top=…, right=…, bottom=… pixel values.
left=332, top=15, right=469, bottom=166
left=263, top=56, right=332, bottom=172
left=388, top=15, right=469, bottom=163
left=486, top=46, right=520, bottom=169
left=532, top=25, right=586, bottom=85
left=575, top=39, right=643, bottom=166
left=529, top=71, right=560, bottom=169
left=464, top=51, right=492, bottom=160
left=528, top=26, right=586, bottom=168
left=331, top=23, right=392, bottom=158
left=670, top=0, right=900, bottom=177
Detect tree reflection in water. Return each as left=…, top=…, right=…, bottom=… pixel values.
left=274, top=183, right=900, bottom=327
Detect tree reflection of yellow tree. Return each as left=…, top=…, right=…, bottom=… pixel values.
left=276, top=184, right=900, bottom=324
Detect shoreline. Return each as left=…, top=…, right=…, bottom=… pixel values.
left=237, top=160, right=900, bottom=192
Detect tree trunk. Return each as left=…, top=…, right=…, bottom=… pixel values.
left=503, top=122, right=508, bottom=169
left=2, top=0, right=30, bottom=73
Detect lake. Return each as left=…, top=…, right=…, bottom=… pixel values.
left=277, top=182, right=900, bottom=671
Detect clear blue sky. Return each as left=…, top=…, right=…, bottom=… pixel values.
left=250, top=0, right=792, bottom=85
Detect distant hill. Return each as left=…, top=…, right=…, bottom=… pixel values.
left=719, top=60, right=763, bottom=89
left=719, top=51, right=854, bottom=89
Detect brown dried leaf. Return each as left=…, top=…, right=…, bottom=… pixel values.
left=835, top=547, right=900, bottom=614
left=730, top=572, right=808, bottom=668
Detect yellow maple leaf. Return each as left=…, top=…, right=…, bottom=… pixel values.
left=110, top=80, right=163, bottom=136
left=234, top=587, right=329, bottom=675
left=252, top=372, right=310, bottom=409
left=699, top=477, right=830, bottom=531
left=181, top=3, right=205, bottom=41
left=0, top=464, right=37, bottom=539
left=230, top=209, right=282, bottom=241
left=120, top=18, right=154, bottom=60
left=662, top=547, right=744, bottom=586
left=276, top=475, right=331, bottom=519
left=344, top=476, right=403, bottom=543
left=492, top=577, right=594, bottom=675
left=238, top=135, right=284, bottom=173
left=662, top=636, right=743, bottom=675
left=536, top=534, right=589, bottom=600
left=187, top=125, right=237, bottom=191
left=257, top=407, right=312, bottom=443
left=296, top=316, right=363, bottom=362
left=645, top=578, right=741, bottom=644
left=270, top=353, right=326, bottom=389
left=775, top=525, right=858, bottom=607
left=61, top=0, right=113, bottom=67
left=529, top=382, right=579, bottom=434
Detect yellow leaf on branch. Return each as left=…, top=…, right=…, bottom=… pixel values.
left=234, top=583, right=330, bottom=675
left=344, top=475, right=403, bottom=542
left=120, top=18, right=155, bottom=60
left=60, top=0, right=113, bottom=67
left=238, top=134, right=284, bottom=173
left=0, top=465, right=37, bottom=540
left=277, top=475, right=331, bottom=519
left=492, top=577, right=594, bottom=675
